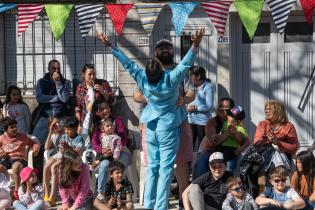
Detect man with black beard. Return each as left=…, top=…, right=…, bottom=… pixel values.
left=133, top=39, right=195, bottom=208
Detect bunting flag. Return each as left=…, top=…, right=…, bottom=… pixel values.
left=266, top=0, right=295, bottom=33
left=135, top=3, right=165, bottom=36
left=168, top=2, right=197, bottom=36
left=18, top=4, right=44, bottom=37
left=75, top=4, right=103, bottom=37
left=300, top=0, right=315, bottom=24
left=0, top=4, right=16, bottom=13
left=105, top=4, right=134, bottom=35
left=45, top=4, right=73, bottom=41
left=201, top=1, right=233, bottom=36
left=235, top=0, right=264, bottom=40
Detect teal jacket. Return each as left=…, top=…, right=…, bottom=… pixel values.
left=112, top=46, right=197, bottom=131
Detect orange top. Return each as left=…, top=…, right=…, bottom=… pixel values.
left=0, top=133, right=40, bottom=160
left=253, top=120, right=298, bottom=155
left=291, top=171, right=315, bottom=198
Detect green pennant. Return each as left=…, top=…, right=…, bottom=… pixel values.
left=235, top=0, right=264, bottom=40
left=45, top=4, right=73, bottom=41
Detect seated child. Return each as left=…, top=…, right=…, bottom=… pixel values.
left=0, top=117, right=40, bottom=200
left=13, top=167, right=46, bottom=210
left=222, top=176, right=258, bottom=210
left=94, top=161, right=133, bottom=210
left=92, top=118, right=122, bottom=169
left=43, top=117, right=63, bottom=206
left=0, top=172, right=11, bottom=210
left=218, top=105, right=250, bottom=171
left=256, top=166, right=305, bottom=210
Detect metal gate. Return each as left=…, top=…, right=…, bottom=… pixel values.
left=3, top=9, right=118, bottom=95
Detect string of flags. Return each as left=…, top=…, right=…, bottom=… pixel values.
left=0, top=1, right=313, bottom=41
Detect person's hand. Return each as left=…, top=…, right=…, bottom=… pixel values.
left=108, top=195, right=116, bottom=207
left=269, top=199, right=282, bottom=207
left=266, top=131, right=277, bottom=144
left=27, top=182, right=33, bottom=192
left=282, top=201, right=294, bottom=209
left=69, top=207, right=76, bottom=210
left=58, top=204, right=70, bottom=210
left=52, top=72, right=60, bottom=82
left=117, top=195, right=122, bottom=207
left=102, top=147, right=113, bottom=157
left=186, top=105, right=196, bottom=112
left=49, top=118, right=59, bottom=131
left=176, top=97, right=184, bottom=107
left=191, top=28, right=205, bottom=48
left=77, top=125, right=82, bottom=134
left=96, top=32, right=111, bottom=46
left=94, top=84, right=103, bottom=93
left=32, top=148, right=40, bottom=157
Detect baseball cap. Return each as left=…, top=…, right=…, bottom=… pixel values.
left=209, top=152, right=224, bottom=164
left=20, top=167, right=38, bottom=183
left=226, top=105, right=245, bottom=121
left=155, top=39, right=173, bottom=49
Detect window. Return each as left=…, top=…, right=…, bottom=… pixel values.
left=284, top=22, right=313, bottom=43
left=180, top=33, right=193, bottom=59
left=242, top=23, right=270, bottom=43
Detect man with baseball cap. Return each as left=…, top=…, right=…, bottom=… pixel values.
left=183, top=152, right=233, bottom=210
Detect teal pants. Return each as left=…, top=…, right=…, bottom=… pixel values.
left=144, top=120, right=180, bottom=210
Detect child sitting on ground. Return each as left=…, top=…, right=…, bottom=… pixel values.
left=218, top=105, right=250, bottom=171
left=0, top=117, right=40, bottom=200
left=92, top=118, right=122, bottom=169
left=222, top=176, right=257, bottom=210
left=94, top=160, right=133, bottom=210
left=43, top=117, right=63, bottom=206
left=0, top=172, right=11, bottom=210
left=13, top=167, right=47, bottom=210
left=256, top=166, right=305, bottom=209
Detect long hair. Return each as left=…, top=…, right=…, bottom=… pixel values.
left=189, top=66, right=207, bottom=82
left=60, top=148, right=82, bottom=188
left=145, top=58, right=163, bottom=84
left=89, top=99, right=113, bottom=138
left=296, top=150, right=315, bottom=194
left=4, top=85, right=26, bottom=105
left=265, top=100, right=288, bottom=124
left=21, top=176, right=39, bottom=193
left=81, top=64, right=95, bottom=81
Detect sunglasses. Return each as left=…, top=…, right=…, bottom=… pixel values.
left=209, top=163, right=224, bottom=169
left=272, top=178, right=287, bottom=184
left=230, top=185, right=244, bottom=192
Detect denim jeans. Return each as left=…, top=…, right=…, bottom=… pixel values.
left=97, top=151, right=131, bottom=193
left=192, top=150, right=212, bottom=180
left=32, top=117, right=49, bottom=145
left=13, top=200, right=46, bottom=210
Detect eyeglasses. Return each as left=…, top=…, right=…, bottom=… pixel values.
left=230, top=185, right=244, bottom=192
left=157, top=46, right=172, bottom=50
left=272, top=178, right=287, bottom=184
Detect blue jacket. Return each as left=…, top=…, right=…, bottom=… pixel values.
left=112, top=46, right=197, bottom=131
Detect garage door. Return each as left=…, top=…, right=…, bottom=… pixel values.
left=231, top=12, right=315, bottom=148
left=3, top=9, right=117, bottom=95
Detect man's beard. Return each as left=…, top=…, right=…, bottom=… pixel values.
left=156, top=54, right=174, bottom=66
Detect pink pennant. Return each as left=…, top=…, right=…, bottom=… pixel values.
left=18, top=4, right=44, bottom=36
left=300, top=0, right=315, bottom=24
left=105, top=4, right=133, bottom=35
left=202, top=1, right=233, bottom=36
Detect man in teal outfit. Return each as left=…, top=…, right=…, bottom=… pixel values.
left=97, top=28, right=205, bottom=210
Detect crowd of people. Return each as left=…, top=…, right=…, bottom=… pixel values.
left=0, top=27, right=313, bottom=210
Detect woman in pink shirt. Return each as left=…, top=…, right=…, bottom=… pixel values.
left=58, top=149, right=93, bottom=210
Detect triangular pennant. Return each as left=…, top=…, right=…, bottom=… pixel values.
left=18, top=4, right=44, bottom=37
left=168, top=2, right=198, bottom=36
left=266, top=0, right=295, bottom=33
left=0, top=4, right=16, bottom=13
left=201, top=1, right=233, bottom=36
left=45, top=4, right=73, bottom=41
left=75, top=4, right=103, bottom=38
left=235, top=0, right=264, bottom=40
left=135, top=3, right=165, bottom=36
left=105, top=4, right=133, bottom=35
left=300, top=0, right=315, bottom=24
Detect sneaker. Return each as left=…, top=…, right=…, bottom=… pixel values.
left=96, top=193, right=105, bottom=201
left=12, top=190, right=19, bottom=200
left=44, top=194, right=50, bottom=202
